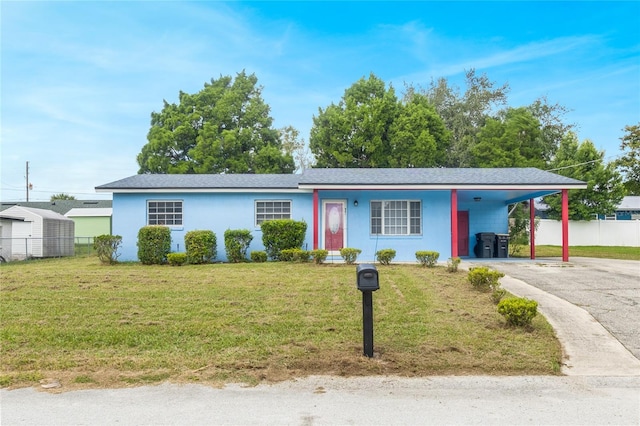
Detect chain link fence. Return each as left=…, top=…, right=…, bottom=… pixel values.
left=0, top=237, right=97, bottom=261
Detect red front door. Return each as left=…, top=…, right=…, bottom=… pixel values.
left=323, top=201, right=345, bottom=254
left=457, top=211, right=469, bottom=256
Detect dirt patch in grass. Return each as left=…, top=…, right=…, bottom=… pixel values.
left=0, top=257, right=562, bottom=391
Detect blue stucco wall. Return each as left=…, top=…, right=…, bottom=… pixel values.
left=112, top=192, right=314, bottom=262
left=112, top=189, right=510, bottom=262
left=316, top=190, right=453, bottom=263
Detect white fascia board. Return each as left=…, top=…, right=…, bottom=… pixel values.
left=96, top=188, right=312, bottom=194
left=298, top=184, right=588, bottom=191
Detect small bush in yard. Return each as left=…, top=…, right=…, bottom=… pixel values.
left=94, top=234, right=122, bottom=264
left=376, top=249, right=396, bottom=265
left=498, top=297, right=538, bottom=326
left=416, top=251, right=439, bottom=267
left=311, top=249, right=328, bottom=264
left=250, top=251, right=267, bottom=263
left=167, top=252, right=187, bottom=266
left=185, top=230, right=217, bottom=264
left=446, top=257, right=461, bottom=272
left=468, top=266, right=504, bottom=292
left=339, top=248, right=361, bottom=265
left=491, top=288, right=507, bottom=304
left=280, top=248, right=310, bottom=262
left=224, top=229, right=253, bottom=263
left=137, top=226, right=171, bottom=265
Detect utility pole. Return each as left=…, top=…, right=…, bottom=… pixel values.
left=26, top=161, right=30, bottom=202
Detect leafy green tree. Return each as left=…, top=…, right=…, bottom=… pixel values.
left=137, top=71, right=294, bottom=174
left=310, top=73, right=399, bottom=168
left=544, top=133, right=625, bottom=220
left=388, top=92, right=450, bottom=167
left=472, top=107, right=545, bottom=168
left=422, top=69, right=509, bottom=167
left=526, top=97, right=574, bottom=164
left=310, top=74, right=449, bottom=168
left=616, top=123, right=640, bottom=195
left=50, top=193, right=76, bottom=201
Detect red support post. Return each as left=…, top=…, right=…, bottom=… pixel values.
left=313, top=189, right=319, bottom=250
left=562, top=189, right=569, bottom=262
left=451, top=189, right=458, bottom=258
left=530, top=198, right=536, bottom=260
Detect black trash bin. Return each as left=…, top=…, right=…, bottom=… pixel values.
left=474, top=232, right=495, bottom=258
left=494, top=234, right=509, bottom=258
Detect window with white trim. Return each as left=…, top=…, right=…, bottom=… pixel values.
left=370, top=200, right=421, bottom=235
left=147, top=200, right=183, bottom=226
left=255, top=200, right=291, bottom=226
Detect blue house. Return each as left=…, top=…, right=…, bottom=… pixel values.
left=96, top=168, right=586, bottom=262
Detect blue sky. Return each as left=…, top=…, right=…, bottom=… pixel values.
left=1, top=1, right=638, bottom=201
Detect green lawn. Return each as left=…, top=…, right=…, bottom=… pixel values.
left=514, top=245, right=640, bottom=260
left=0, top=256, right=562, bottom=390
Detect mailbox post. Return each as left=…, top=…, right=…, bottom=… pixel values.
left=356, top=264, right=379, bottom=358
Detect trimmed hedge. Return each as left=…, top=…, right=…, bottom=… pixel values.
left=137, top=226, right=171, bottom=265
left=497, top=297, right=538, bottom=326
left=311, top=249, right=329, bottom=264
left=224, top=229, right=253, bottom=263
left=185, top=230, right=217, bottom=264
left=416, top=250, right=439, bottom=267
left=167, top=252, right=187, bottom=266
left=339, top=248, right=361, bottom=265
left=250, top=251, right=267, bottom=263
left=376, top=249, right=396, bottom=265
left=260, top=219, right=307, bottom=261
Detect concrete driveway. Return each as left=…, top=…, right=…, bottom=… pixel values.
left=483, top=257, right=640, bottom=360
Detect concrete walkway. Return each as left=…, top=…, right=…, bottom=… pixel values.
left=498, top=272, right=640, bottom=376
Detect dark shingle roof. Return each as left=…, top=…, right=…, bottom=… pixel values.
left=298, top=168, right=585, bottom=186
left=96, top=174, right=302, bottom=190
left=96, top=168, right=586, bottom=192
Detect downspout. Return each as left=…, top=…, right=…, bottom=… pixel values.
left=313, top=189, right=319, bottom=250
left=562, top=189, right=569, bottom=262
left=530, top=198, right=536, bottom=260
left=451, top=189, right=458, bottom=258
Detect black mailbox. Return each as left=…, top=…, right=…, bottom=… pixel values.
left=357, top=264, right=379, bottom=291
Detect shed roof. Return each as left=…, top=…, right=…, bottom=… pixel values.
left=0, top=206, right=73, bottom=221
left=0, top=200, right=112, bottom=215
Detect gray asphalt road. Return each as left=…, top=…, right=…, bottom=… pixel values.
left=484, top=257, right=640, bottom=359
left=2, top=376, right=640, bottom=425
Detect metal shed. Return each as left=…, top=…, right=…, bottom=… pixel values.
left=0, top=206, right=75, bottom=260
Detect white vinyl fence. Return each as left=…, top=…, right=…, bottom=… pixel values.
left=535, top=219, right=640, bottom=247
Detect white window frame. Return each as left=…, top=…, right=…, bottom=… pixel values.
left=370, top=200, right=422, bottom=236
left=147, top=200, right=183, bottom=226
left=255, top=200, right=292, bottom=226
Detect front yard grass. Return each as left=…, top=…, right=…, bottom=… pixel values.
left=0, top=256, right=562, bottom=390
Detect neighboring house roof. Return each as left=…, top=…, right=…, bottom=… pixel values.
left=298, top=168, right=586, bottom=189
left=96, top=174, right=303, bottom=192
left=65, top=208, right=113, bottom=218
left=536, top=195, right=640, bottom=212
left=0, top=200, right=112, bottom=215
left=617, top=196, right=640, bottom=211
left=96, top=168, right=586, bottom=192
left=0, top=206, right=73, bottom=221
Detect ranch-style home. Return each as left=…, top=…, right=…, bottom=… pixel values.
left=96, top=168, right=586, bottom=263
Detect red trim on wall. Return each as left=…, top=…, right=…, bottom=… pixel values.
left=451, top=189, right=458, bottom=258
left=313, top=190, right=319, bottom=250
left=530, top=198, right=536, bottom=260
left=562, top=189, right=569, bottom=262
